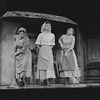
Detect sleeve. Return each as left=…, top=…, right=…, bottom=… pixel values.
left=58, top=35, right=63, bottom=44
left=13, top=35, right=17, bottom=48
left=13, top=35, right=22, bottom=47
left=70, top=36, right=75, bottom=49
left=22, top=37, right=29, bottom=51
left=14, top=35, right=23, bottom=47
left=13, top=35, right=18, bottom=53
left=35, top=34, right=42, bottom=45
left=51, top=34, right=55, bottom=45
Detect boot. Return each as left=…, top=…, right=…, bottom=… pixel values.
left=46, top=78, right=51, bottom=86
left=41, top=80, right=47, bottom=86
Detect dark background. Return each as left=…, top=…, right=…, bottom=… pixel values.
left=0, top=0, right=100, bottom=26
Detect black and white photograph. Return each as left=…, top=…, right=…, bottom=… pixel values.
left=0, top=0, right=100, bottom=99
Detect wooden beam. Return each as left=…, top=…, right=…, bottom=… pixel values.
left=2, top=11, right=78, bottom=25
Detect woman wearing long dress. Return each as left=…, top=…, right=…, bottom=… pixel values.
left=59, top=28, right=80, bottom=85
left=14, top=27, right=32, bottom=87
left=35, top=21, right=55, bottom=86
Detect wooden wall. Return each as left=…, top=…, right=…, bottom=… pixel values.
left=84, top=30, right=100, bottom=82
left=0, top=20, right=21, bottom=85
left=76, top=28, right=87, bottom=82
left=0, top=19, right=3, bottom=85
left=87, top=39, right=100, bottom=63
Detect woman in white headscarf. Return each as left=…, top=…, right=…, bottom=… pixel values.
left=35, top=21, right=55, bottom=86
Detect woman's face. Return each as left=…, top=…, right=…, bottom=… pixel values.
left=19, top=31, right=26, bottom=37
left=45, top=23, right=51, bottom=32
left=67, top=28, right=74, bottom=35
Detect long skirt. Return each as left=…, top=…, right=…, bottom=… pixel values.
left=36, top=45, right=55, bottom=81
left=15, top=49, right=32, bottom=79
left=59, top=49, right=80, bottom=83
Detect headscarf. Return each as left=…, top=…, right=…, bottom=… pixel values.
left=16, top=27, right=29, bottom=44
left=41, top=21, right=51, bottom=33
left=17, top=27, right=27, bottom=34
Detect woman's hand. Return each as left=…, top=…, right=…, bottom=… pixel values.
left=67, top=49, right=72, bottom=53
left=50, top=45, right=54, bottom=48
left=61, top=44, right=63, bottom=48
left=65, top=49, right=72, bottom=57
left=15, top=50, right=23, bottom=56
left=36, top=45, right=40, bottom=50
left=65, top=51, right=68, bottom=57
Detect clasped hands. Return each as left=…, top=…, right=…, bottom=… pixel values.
left=61, top=47, right=71, bottom=57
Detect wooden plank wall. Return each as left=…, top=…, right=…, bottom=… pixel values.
left=85, top=35, right=100, bottom=82
left=0, top=19, right=3, bottom=85
left=0, top=20, right=21, bottom=85
left=88, top=39, right=100, bottom=62
left=76, top=28, right=87, bottom=82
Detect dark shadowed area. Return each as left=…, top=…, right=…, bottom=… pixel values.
left=0, top=0, right=100, bottom=26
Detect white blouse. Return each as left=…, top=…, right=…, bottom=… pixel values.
left=35, top=32, right=55, bottom=46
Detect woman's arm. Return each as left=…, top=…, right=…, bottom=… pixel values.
left=69, top=36, right=75, bottom=50
left=15, top=36, right=29, bottom=56
left=51, top=34, right=55, bottom=48
left=35, top=34, right=42, bottom=50
left=65, top=36, right=75, bottom=57
left=58, top=35, right=63, bottom=48
left=35, top=44, right=41, bottom=50
left=35, top=34, right=42, bottom=45
left=67, top=36, right=75, bottom=53
left=15, top=44, right=25, bottom=56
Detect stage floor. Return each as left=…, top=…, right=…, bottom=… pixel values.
left=0, top=83, right=100, bottom=89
